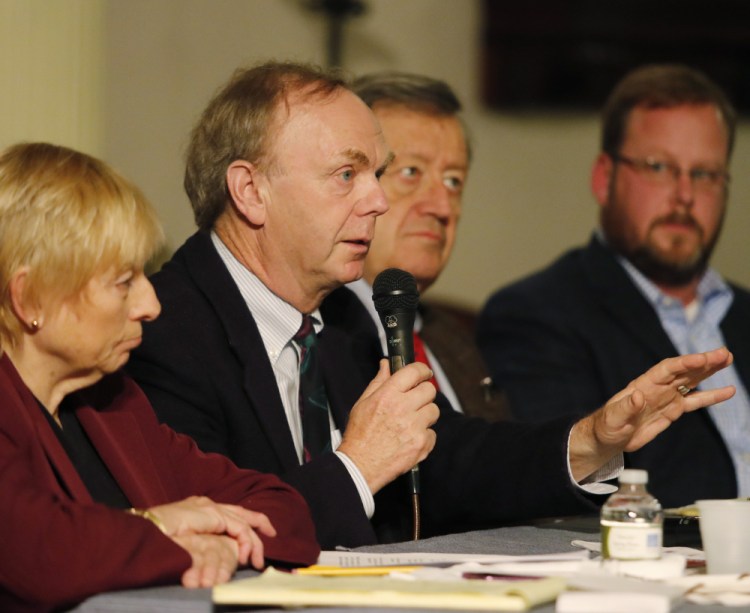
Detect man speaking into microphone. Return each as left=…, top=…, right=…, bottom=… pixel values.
left=127, top=61, right=735, bottom=550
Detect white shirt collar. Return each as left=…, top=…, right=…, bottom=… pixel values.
left=211, top=231, right=322, bottom=362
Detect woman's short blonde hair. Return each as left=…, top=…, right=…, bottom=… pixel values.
left=0, top=142, right=165, bottom=348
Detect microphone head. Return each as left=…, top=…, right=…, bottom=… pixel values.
left=372, top=268, right=419, bottom=314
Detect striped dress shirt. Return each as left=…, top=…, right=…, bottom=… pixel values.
left=211, top=232, right=375, bottom=517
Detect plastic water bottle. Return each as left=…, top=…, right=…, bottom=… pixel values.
left=600, top=469, right=663, bottom=560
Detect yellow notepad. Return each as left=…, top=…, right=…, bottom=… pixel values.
left=213, top=567, right=566, bottom=611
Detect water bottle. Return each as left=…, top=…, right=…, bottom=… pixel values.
left=600, top=469, right=663, bottom=560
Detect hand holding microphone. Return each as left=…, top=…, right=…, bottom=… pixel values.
left=336, top=268, right=438, bottom=533
left=372, top=268, right=434, bottom=539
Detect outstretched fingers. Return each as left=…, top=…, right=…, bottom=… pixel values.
left=645, top=347, right=733, bottom=390
left=597, top=354, right=735, bottom=450
left=679, top=385, right=736, bottom=412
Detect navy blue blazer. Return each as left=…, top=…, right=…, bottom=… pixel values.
left=128, top=231, right=600, bottom=548
left=478, top=235, right=750, bottom=507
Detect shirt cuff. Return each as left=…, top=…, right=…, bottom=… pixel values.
left=566, top=430, right=622, bottom=495
left=334, top=450, right=375, bottom=518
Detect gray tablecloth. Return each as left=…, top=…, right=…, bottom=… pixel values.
left=71, top=522, right=721, bottom=612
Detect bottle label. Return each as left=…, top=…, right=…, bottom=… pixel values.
left=601, top=522, right=662, bottom=560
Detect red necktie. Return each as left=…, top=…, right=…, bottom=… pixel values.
left=412, top=331, right=440, bottom=391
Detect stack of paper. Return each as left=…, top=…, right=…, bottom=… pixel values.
left=216, top=546, right=738, bottom=612
left=213, top=567, right=566, bottom=611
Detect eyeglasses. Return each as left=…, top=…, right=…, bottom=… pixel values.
left=611, top=153, right=730, bottom=191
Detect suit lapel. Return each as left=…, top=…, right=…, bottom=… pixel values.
left=721, top=286, right=750, bottom=391
left=0, top=356, right=92, bottom=503
left=73, top=376, right=171, bottom=508
left=319, top=287, right=382, bottom=431
left=582, top=237, right=677, bottom=360
left=181, top=233, right=300, bottom=470
left=318, top=325, right=362, bottom=432
left=34, top=423, right=93, bottom=502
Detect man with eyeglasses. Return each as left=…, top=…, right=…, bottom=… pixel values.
left=347, top=71, right=509, bottom=423
left=477, top=64, right=748, bottom=508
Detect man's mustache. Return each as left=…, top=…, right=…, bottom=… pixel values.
left=652, top=212, right=702, bottom=235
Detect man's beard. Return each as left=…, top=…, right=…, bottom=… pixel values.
left=603, top=207, right=724, bottom=288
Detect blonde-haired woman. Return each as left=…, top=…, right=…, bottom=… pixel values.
left=0, top=143, right=318, bottom=612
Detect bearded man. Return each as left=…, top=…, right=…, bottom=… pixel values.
left=478, top=64, right=749, bottom=507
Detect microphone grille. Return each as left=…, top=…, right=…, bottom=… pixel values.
left=372, top=268, right=419, bottom=312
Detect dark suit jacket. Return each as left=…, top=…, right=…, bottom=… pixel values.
left=477, top=235, right=750, bottom=507
left=420, top=302, right=511, bottom=422
left=0, top=355, right=318, bottom=613
left=128, top=231, right=602, bottom=549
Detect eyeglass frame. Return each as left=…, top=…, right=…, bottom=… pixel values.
left=609, top=153, right=731, bottom=190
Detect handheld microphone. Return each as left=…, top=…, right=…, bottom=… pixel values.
left=372, top=268, right=422, bottom=539
left=372, top=268, right=419, bottom=374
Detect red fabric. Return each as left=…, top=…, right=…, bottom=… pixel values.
left=0, top=355, right=319, bottom=612
left=412, top=331, right=440, bottom=391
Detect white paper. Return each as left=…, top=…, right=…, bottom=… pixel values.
left=556, top=591, right=677, bottom=613
left=317, top=549, right=589, bottom=567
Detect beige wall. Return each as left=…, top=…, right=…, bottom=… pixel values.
left=0, top=0, right=104, bottom=154
left=4, top=0, right=750, bottom=310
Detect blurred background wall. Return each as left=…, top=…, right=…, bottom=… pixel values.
left=1, top=0, right=749, bottom=311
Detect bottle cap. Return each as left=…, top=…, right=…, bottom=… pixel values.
left=619, top=469, right=648, bottom=484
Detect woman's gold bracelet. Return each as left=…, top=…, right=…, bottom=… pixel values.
left=128, top=507, right=168, bottom=535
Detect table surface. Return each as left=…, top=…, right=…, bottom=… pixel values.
left=71, top=517, right=722, bottom=613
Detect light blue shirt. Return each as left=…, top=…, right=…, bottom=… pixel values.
left=618, top=256, right=750, bottom=496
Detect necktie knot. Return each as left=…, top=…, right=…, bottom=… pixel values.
left=294, top=315, right=316, bottom=350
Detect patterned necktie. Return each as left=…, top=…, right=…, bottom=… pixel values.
left=293, top=315, right=331, bottom=462
left=412, top=331, right=440, bottom=391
